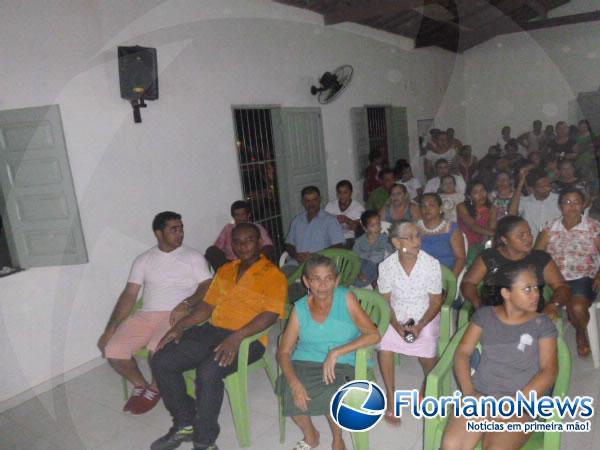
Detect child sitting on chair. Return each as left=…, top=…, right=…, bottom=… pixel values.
left=442, top=261, right=558, bottom=450
left=352, top=210, right=394, bottom=288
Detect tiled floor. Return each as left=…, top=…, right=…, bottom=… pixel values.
left=2, top=325, right=598, bottom=450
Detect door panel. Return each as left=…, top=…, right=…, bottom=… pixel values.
left=0, top=104, right=88, bottom=268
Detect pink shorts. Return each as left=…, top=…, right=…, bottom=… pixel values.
left=104, top=311, right=171, bottom=359
left=378, top=314, right=440, bottom=359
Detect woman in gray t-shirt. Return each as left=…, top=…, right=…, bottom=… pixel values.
left=442, top=262, right=558, bottom=450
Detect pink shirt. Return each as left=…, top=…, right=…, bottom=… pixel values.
left=458, top=205, right=491, bottom=246
left=214, top=223, right=273, bottom=260
left=546, top=217, right=600, bottom=280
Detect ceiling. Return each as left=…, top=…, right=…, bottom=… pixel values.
left=273, top=1, right=600, bottom=52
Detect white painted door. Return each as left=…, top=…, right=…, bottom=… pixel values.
left=272, top=107, right=328, bottom=233
left=0, top=105, right=88, bottom=268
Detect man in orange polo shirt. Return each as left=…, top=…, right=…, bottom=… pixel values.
left=150, top=223, right=287, bottom=450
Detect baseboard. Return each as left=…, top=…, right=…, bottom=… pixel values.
left=0, top=356, right=106, bottom=413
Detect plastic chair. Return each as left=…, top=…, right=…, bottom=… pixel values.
left=278, top=288, right=391, bottom=450
left=380, top=220, right=392, bottom=235
left=438, top=266, right=458, bottom=357
left=278, top=251, right=289, bottom=268
left=183, top=325, right=277, bottom=448
left=320, top=248, right=361, bottom=286
left=286, top=248, right=362, bottom=287
left=424, top=318, right=572, bottom=450
left=587, top=300, right=600, bottom=369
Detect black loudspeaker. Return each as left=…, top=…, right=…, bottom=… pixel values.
left=118, top=46, right=158, bottom=100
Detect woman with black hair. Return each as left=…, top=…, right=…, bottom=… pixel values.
left=457, top=180, right=497, bottom=267
left=443, top=261, right=558, bottom=450
left=535, top=188, right=600, bottom=357
left=460, top=215, right=570, bottom=316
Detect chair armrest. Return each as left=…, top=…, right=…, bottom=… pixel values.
left=237, top=325, right=274, bottom=376
left=354, top=347, right=371, bottom=380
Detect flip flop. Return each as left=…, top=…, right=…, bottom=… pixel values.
left=293, top=440, right=313, bottom=450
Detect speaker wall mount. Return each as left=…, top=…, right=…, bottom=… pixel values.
left=117, top=45, right=158, bottom=123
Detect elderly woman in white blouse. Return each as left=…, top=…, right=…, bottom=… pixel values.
left=377, top=220, right=443, bottom=424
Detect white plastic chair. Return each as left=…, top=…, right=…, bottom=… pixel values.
left=587, top=299, right=600, bottom=369
left=278, top=251, right=289, bottom=268
left=380, top=220, right=392, bottom=235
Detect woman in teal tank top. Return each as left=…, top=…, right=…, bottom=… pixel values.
left=278, top=255, right=380, bottom=450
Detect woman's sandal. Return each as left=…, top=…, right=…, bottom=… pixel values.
left=293, top=440, right=314, bottom=450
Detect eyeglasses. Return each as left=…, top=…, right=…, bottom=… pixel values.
left=519, top=285, right=540, bottom=294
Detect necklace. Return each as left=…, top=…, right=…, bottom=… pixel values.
left=417, top=219, right=448, bottom=234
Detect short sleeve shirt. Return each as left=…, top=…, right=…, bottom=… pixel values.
left=204, top=255, right=287, bottom=346
left=545, top=217, right=600, bottom=280
left=398, top=177, right=422, bottom=200
left=352, top=233, right=394, bottom=265
left=285, top=209, right=345, bottom=256
left=378, top=250, right=442, bottom=323
left=424, top=175, right=466, bottom=195
left=325, top=200, right=365, bottom=239
left=128, top=245, right=212, bottom=312
left=214, top=222, right=273, bottom=260
left=471, top=306, right=557, bottom=397
left=518, top=193, right=561, bottom=237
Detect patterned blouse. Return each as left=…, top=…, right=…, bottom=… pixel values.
left=545, top=217, right=600, bottom=280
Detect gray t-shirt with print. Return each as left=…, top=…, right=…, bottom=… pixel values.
left=471, top=306, right=557, bottom=397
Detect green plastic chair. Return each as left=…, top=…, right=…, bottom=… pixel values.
left=283, top=248, right=362, bottom=328
left=423, top=318, right=572, bottom=450
left=182, top=325, right=278, bottom=448
left=438, top=266, right=458, bottom=357
left=278, top=288, right=390, bottom=450
left=286, top=248, right=361, bottom=287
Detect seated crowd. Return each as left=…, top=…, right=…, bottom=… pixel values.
left=97, top=119, right=599, bottom=450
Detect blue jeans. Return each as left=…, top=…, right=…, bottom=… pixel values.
left=354, top=259, right=379, bottom=287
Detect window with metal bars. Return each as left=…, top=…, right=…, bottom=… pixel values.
left=367, top=106, right=389, bottom=164
left=233, top=108, right=285, bottom=260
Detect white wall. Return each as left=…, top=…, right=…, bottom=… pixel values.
left=463, top=19, right=600, bottom=155
left=0, top=0, right=462, bottom=404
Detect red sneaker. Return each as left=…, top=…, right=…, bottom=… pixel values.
left=130, top=386, right=161, bottom=415
left=123, top=386, right=145, bottom=412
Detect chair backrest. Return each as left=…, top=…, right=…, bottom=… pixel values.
left=316, top=248, right=361, bottom=286
left=381, top=220, right=392, bottom=235
left=441, top=265, right=457, bottom=306
left=351, top=288, right=391, bottom=336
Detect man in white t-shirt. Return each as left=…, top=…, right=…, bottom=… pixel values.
left=509, top=168, right=561, bottom=237
left=325, top=180, right=365, bottom=246
left=424, top=159, right=466, bottom=194
left=97, top=211, right=212, bottom=415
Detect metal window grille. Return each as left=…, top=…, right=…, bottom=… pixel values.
left=233, top=108, right=285, bottom=259
left=367, top=106, right=389, bottom=164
